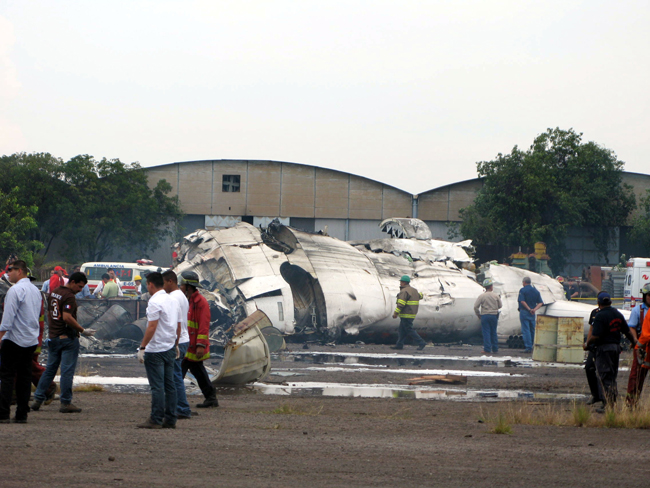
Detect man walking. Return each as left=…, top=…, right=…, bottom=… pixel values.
left=162, top=270, right=194, bottom=419
left=179, top=271, right=218, bottom=408
left=474, top=278, right=502, bottom=355
left=518, top=277, right=543, bottom=353
left=390, top=275, right=426, bottom=351
left=137, top=272, right=181, bottom=429
left=0, top=261, right=41, bottom=423
left=31, top=272, right=96, bottom=413
left=586, top=292, right=637, bottom=412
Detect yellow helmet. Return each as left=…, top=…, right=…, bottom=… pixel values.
left=134, top=275, right=142, bottom=281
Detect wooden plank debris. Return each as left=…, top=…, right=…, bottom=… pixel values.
left=407, top=374, right=468, bottom=385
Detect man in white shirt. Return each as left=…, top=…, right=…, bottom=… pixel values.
left=0, top=260, right=41, bottom=423
left=136, top=272, right=181, bottom=429
left=162, top=270, right=194, bottom=419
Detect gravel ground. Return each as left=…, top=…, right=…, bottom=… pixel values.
left=1, top=343, right=647, bottom=488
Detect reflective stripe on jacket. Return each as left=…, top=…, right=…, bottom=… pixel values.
left=185, top=290, right=211, bottom=362
left=395, top=285, right=421, bottom=319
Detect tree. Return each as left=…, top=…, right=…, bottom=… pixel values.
left=458, top=128, right=636, bottom=273
left=0, top=187, right=43, bottom=267
left=58, top=155, right=183, bottom=262
left=0, top=153, right=68, bottom=256
left=629, top=190, right=650, bottom=254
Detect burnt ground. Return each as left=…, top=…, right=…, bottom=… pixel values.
left=1, top=343, right=649, bottom=487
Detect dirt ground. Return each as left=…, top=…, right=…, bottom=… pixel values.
left=1, top=343, right=649, bottom=488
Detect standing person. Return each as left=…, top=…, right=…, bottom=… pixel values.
left=31, top=272, right=96, bottom=413
left=0, top=261, right=41, bottom=423
left=517, top=277, right=543, bottom=353
left=72, top=266, right=92, bottom=299
left=583, top=306, right=602, bottom=406
left=179, top=271, right=219, bottom=408
left=41, top=270, right=54, bottom=294
left=48, top=266, right=65, bottom=293
left=133, top=276, right=143, bottom=297
left=626, top=284, right=650, bottom=407
left=586, top=292, right=637, bottom=412
left=137, top=272, right=181, bottom=429
left=474, top=278, right=502, bottom=355
left=98, top=274, right=119, bottom=298
left=390, top=275, right=426, bottom=351
left=162, top=270, right=194, bottom=419
left=93, top=268, right=124, bottom=297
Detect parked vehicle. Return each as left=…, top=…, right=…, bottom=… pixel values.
left=623, top=258, right=650, bottom=310
left=80, top=262, right=168, bottom=296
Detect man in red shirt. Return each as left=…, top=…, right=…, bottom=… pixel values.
left=48, top=266, right=65, bottom=294
left=179, top=271, right=218, bottom=408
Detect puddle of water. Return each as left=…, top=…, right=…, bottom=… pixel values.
left=279, top=351, right=584, bottom=370
left=254, top=381, right=587, bottom=403
left=273, top=367, right=523, bottom=377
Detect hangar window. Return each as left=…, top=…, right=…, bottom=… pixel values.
left=222, top=175, right=241, bottom=192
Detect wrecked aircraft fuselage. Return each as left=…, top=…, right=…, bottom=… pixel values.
left=173, top=220, right=485, bottom=342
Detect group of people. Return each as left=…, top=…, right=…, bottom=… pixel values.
left=135, top=270, right=218, bottom=429
left=0, top=260, right=96, bottom=422
left=0, top=260, right=218, bottom=426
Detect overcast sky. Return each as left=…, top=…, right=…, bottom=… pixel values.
left=1, top=1, right=648, bottom=194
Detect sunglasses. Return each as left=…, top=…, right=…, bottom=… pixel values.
left=6, top=267, right=19, bottom=272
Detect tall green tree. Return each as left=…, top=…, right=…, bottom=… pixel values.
left=458, top=128, right=635, bottom=273
left=629, top=190, right=650, bottom=254
left=58, top=155, right=183, bottom=262
left=0, top=187, right=43, bottom=267
left=0, top=153, right=68, bottom=256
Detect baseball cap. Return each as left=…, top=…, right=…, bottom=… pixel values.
left=597, top=291, right=612, bottom=304
left=54, top=266, right=65, bottom=272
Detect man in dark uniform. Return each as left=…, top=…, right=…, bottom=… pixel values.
left=585, top=292, right=637, bottom=412
left=583, top=305, right=602, bottom=406
left=390, top=275, right=426, bottom=351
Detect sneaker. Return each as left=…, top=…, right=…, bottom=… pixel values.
left=417, top=344, right=426, bottom=351
left=162, top=420, right=176, bottom=429
left=390, top=346, right=403, bottom=350
left=30, top=401, right=42, bottom=412
left=196, top=398, right=219, bottom=408
left=44, top=383, right=57, bottom=405
left=586, top=396, right=599, bottom=405
left=0, top=418, right=10, bottom=424
left=59, top=403, right=82, bottom=413
left=523, top=349, right=532, bottom=353
left=137, top=418, right=162, bottom=429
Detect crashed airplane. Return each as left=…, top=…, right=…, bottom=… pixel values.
left=170, top=217, right=586, bottom=344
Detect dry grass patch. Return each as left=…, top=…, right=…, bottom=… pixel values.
left=480, top=400, right=650, bottom=430
left=269, top=402, right=324, bottom=416
left=72, top=384, right=105, bottom=392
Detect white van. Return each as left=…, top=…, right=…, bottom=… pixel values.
left=623, top=257, right=650, bottom=310
left=80, top=262, right=169, bottom=296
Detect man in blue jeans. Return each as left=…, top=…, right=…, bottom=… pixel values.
left=137, top=272, right=181, bottom=429
left=162, top=269, right=194, bottom=419
left=473, top=278, right=502, bottom=355
left=518, top=276, right=543, bottom=353
left=31, top=272, right=96, bottom=413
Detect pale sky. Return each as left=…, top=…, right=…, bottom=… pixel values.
left=1, top=0, right=648, bottom=194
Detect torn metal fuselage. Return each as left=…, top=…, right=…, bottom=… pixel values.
left=174, top=220, right=485, bottom=343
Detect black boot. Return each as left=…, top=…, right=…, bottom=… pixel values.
left=196, top=396, right=219, bottom=408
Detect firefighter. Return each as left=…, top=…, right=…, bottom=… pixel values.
left=626, top=284, right=650, bottom=407
left=586, top=292, right=637, bottom=412
left=179, top=271, right=218, bottom=408
left=390, top=275, right=426, bottom=351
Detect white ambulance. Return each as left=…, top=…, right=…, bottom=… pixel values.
left=80, top=261, right=169, bottom=296
left=623, top=258, right=650, bottom=310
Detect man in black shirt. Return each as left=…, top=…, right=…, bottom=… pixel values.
left=583, top=306, right=602, bottom=406
left=585, top=292, right=637, bottom=410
